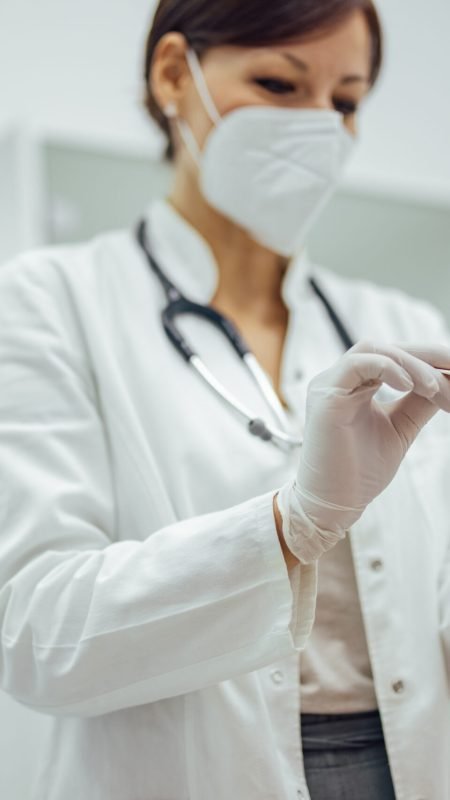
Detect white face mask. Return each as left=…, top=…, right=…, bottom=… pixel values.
left=170, top=49, right=356, bottom=257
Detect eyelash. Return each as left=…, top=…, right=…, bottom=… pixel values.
left=333, top=99, right=358, bottom=117
left=254, top=78, right=296, bottom=95
left=254, top=78, right=358, bottom=116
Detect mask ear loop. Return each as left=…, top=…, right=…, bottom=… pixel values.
left=185, top=49, right=222, bottom=126
left=164, top=49, right=222, bottom=166
left=162, top=101, right=199, bottom=166
left=177, top=120, right=204, bottom=165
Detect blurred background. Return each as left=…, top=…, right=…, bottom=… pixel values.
left=0, top=0, right=449, bottom=795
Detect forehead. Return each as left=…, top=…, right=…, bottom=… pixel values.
left=285, top=11, right=372, bottom=72
left=221, top=10, right=372, bottom=80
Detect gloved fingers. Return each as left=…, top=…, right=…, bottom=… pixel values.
left=431, top=372, right=450, bottom=412
left=389, top=393, right=439, bottom=448
left=391, top=343, right=450, bottom=372
left=389, top=343, right=450, bottom=411
left=314, top=352, right=416, bottom=396
left=348, top=341, right=445, bottom=400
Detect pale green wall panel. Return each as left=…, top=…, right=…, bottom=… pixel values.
left=308, top=191, right=450, bottom=319
left=43, top=143, right=450, bottom=321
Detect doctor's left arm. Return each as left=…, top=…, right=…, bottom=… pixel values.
left=0, top=254, right=316, bottom=718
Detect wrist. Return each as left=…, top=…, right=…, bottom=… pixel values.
left=290, top=481, right=351, bottom=538
left=273, top=493, right=300, bottom=571
left=276, top=480, right=347, bottom=564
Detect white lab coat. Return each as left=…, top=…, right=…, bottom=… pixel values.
left=0, top=198, right=449, bottom=800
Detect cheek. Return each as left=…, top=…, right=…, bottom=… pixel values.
left=191, top=114, right=215, bottom=151
left=184, top=82, right=257, bottom=150
left=199, top=69, right=262, bottom=122
left=179, top=82, right=216, bottom=149
left=213, top=82, right=264, bottom=115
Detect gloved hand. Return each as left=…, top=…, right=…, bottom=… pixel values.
left=276, top=341, right=450, bottom=564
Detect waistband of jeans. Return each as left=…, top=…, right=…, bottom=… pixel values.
left=300, top=709, right=384, bottom=750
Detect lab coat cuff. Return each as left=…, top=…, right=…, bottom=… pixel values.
left=256, top=492, right=318, bottom=652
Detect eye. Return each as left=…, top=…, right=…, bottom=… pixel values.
left=333, top=98, right=358, bottom=117
left=253, top=77, right=296, bottom=95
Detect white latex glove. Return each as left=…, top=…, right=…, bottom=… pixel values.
left=277, top=341, right=450, bottom=564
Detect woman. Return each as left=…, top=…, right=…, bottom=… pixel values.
left=0, top=1, right=449, bottom=799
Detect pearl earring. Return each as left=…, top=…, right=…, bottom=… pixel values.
left=164, top=102, right=178, bottom=119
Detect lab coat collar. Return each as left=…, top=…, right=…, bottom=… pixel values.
left=143, top=198, right=314, bottom=310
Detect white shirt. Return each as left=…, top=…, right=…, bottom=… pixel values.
left=0, top=198, right=449, bottom=800
left=300, top=533, right=379, bottom=713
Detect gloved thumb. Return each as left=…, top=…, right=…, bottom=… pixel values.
left=389, top=393, right=439, bottom=448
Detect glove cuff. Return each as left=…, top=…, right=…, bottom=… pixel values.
left=276, top=479, right=347, bottom=565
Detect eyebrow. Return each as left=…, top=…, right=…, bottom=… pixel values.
left=280, top=52, right=370, bottom=86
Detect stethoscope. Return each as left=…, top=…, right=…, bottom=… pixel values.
left=136, top=218, right=355, bottom=451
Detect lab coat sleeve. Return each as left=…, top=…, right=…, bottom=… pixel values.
left=439, top=539, right=450, bottom=680
left=0, top=255, right=317, bottom=718
left=436, top=408, right=450, bottom=677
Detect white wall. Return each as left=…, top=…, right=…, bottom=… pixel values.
left=0, top=130, right=22, bottom=258
left=0, top=0, right=449, bottom=201
left=346, top=0, right=450, bottom=202
left=0, top=0, right=163, bottom=153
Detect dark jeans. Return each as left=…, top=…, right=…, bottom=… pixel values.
left=300, top=710, right=396, bottom=800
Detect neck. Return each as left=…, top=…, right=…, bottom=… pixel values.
left=168, top=168, right=289, bottom=323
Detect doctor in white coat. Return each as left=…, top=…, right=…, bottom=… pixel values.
left=0, top=1, right=450, bottom=799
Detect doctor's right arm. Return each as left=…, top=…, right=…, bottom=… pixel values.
left=0, top=256, right=316, bottom=718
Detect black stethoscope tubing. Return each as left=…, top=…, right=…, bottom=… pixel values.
left=136, top=220, right=257, bottom=363
left=135, top=217, right=355, bottom=448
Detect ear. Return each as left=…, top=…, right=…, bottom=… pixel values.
left=150, top=32, right=191, bottom=117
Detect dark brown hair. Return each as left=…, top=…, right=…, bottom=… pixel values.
left=144, top=0, right=383, bottom=159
